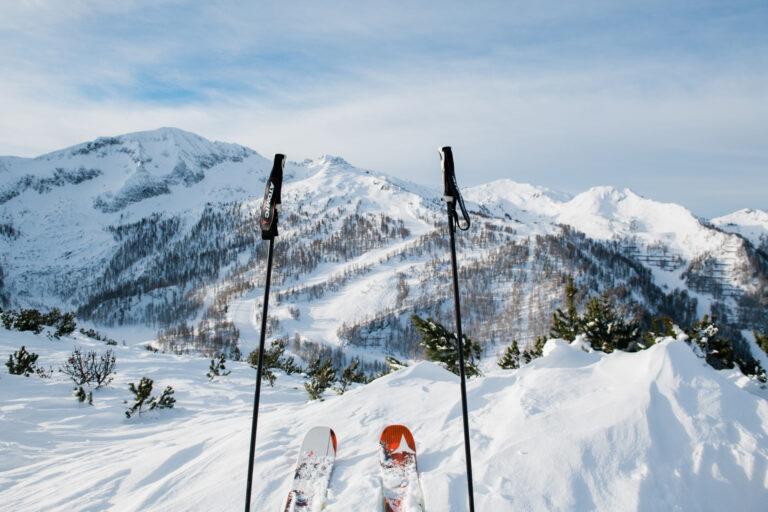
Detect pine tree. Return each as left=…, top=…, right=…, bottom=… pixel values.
left=155, top=386, right=176, bottom=410
left=497, top=340, right=520, bottom=369
left=304, top=357, right=337, bottom=401
left=125, top=377, right=154, bottom=418
left=687, top=315, right=734, bottom=370
left=411, top=314, right=482, bottom=377
left=522, top=336, right=547, bottom=363
left=335, top=359, right=368, bottom=394
left=550, top=276, right=580, bottom=341
left=247, top=339, right=302, bottom=386
left=642, top=315, right=677, bottom=349
left=125, top=377, right=175, bottom=418
left=54, top=312, right=77, bottom=338
left=581, top=294, right=639, bottom=353
left=207, top=353, right=231, bottom=381
left=5, top=346, right=38, bottom=376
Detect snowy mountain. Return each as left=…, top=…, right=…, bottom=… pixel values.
left=1, top=128, right=767, bottom=369
left=712, top=209, right=768, bottom=252
left=1, top=327, right=767, bottom=510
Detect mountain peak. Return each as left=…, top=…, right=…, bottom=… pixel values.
left=301, top=155, right=351, bottom=169
left=711, top=208, right=768, bottom=248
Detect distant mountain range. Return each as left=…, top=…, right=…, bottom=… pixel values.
left=1, top=128, right=766, bottom=368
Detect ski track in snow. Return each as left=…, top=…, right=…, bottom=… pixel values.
left=2, top=330, right=768, bottom=511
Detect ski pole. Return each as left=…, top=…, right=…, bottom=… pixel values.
left=439, top=146, right=476, bottom=512
left=245, top=154, right=284, bottom=512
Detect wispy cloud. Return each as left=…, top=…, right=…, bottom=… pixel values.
left=0, top=0, right=766, bottom=216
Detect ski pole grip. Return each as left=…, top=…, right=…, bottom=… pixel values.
left=439, top=146, right=455, bottom=199
left=260, top=153, right=284, bottom=240
left=439, top=146, right=471, bottom=231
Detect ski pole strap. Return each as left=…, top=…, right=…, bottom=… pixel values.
left=439, top=146, right=470, bottom=231
left=260, top=153, right=284, bottom=240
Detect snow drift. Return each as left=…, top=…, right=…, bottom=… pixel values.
left=1, top=330, right=767, bottom=511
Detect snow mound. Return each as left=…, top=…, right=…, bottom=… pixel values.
left=2, top=331, right=767, bottom=511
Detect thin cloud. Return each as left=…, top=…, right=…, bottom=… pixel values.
left=0, top=0, right=766, bottom=217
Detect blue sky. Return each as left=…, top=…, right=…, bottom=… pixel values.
left=0, top=0, right=766, bottom=217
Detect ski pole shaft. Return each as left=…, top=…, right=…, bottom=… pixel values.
left=245, top=236, right=275, bottom=512
left=440, top=146, right=475, bottom=512
left=245, top=154, right=284, bottom=511
left=447, top=206, right=476, bottom=512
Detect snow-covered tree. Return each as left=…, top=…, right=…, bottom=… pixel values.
left=581, top=294, right=639, bottom=353
left=686, top=315, right=733, bottom=370
left=411, top=314, right=482, bottom=377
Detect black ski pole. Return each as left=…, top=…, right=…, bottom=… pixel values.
left=439, top=146, right=475, bottom=512
left=245, top=153, right=284, bottom=512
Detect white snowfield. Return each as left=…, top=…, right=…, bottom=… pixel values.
left=2, top=330, right=767, bottom=511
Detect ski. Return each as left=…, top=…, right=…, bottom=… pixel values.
left=379, top=425, right=425, bottom=512
left=283, top=426, right=338, bottom=512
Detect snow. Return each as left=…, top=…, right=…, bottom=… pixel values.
left=2, top=329, right=768, bottom=511
left=712, top=208, right=768, bottom=248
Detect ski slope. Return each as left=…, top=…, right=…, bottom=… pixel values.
left=2, top=329, right=767, bottom=511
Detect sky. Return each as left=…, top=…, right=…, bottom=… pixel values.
left=0, top=0, right=766, bottom=218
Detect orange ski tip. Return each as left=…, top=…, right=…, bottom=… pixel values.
left=380, top=425, right=416, bottom=452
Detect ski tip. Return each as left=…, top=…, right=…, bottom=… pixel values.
left=304, top=425, right=338, bottom=454
left=380, top=425, right=416, bottom=453
left=330, top=428, right=337, bottom=453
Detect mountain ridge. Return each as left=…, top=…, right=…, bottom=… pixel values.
left=0, top=128, right=766, bottom=368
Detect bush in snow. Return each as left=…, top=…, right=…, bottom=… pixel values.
left=206, top=353, right=231, bottom=381
left=125, top=377, right=175, bottom=418
left=411, top=314, right=482, bottom=377
left=497, top=340, right=520, bottom=369
left=74, top=386, right=93, bottom=405
left=51, top=310, right=77, bottom=338
left=79, top=327, right=118, bottom=346
left=335, top=359, right=368, bottom=394
left=60, top=348, right=116, bottom=388
left=304, top=357, right=336, bottom=401
left=6, top=346, right=39, bottom=376
left=230, top=345, right=241, bottom=361
left=0, top=307, right=76, bottom=338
